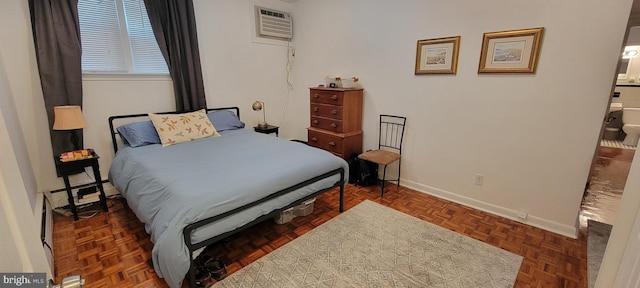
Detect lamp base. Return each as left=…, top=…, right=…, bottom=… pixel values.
left=70, top=130, right=81, bottom=151
left=257, top=122, right=269, bottom=129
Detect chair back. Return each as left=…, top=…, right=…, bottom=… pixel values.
left=378, top=115, right=407, bottom=154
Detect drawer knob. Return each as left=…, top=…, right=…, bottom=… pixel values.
left=314, top=107, right=319, bottom=112
left=330, top=123, right=337, bottom=128
left=331, top=95, right=338, bottom=100
left=331, top=110, right=337, bottom=114
left=314, top=94, right=320, bottom=98
left=329, top=141, right=336, bottom=146
left=311, top=137, right=318, bottom=142
left=313, top=120, right=319, bottom=125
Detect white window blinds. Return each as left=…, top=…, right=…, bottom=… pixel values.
left=78, top=0, right=168, bottom=74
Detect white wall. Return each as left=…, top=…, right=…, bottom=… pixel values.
left=83, top=0, right=295, bottom=188
left=0, top=0, right=294, bottom=206
left=0, top=0, right=633, bottom=248
left=613, top=86, right=640, bottom=108
left=289, top=0, right=633, bottom=237
left=0, top=0, right=637, bottom=282
left=0, top=50, right=51, bottom=276
left=195, top=0, right=295, bottom=133
left=0, top=0, right=52, bottom=209
left=0, top=1, right=51, bottom=276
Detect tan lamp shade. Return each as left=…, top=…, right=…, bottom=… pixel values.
left=53, top=106, right=88, bottom=130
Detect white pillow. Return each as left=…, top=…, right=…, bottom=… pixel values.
left=149, top=109, right=220, bottom=147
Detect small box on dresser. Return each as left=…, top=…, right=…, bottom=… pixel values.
left=307, top=87, right=363, bottom=159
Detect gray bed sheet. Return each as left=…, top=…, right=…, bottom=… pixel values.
left=108, top=129, right=348, bottom=288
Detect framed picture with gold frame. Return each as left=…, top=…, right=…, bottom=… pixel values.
left=478, top=27, right=544, bottom=74
left=415, top=36, right=461, bottom=75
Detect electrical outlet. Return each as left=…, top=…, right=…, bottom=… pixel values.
left=475, top=174, right=484, bottom=186
left=517, top=210, right=528, bottom=219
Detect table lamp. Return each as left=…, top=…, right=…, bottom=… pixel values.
left=252, top=101, right=268, bottom=128
left=53, top=105, right=88, bottom=151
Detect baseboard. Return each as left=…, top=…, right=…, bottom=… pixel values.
left=401, top=179, right=578, bottom=239
left=46, top=177, right=579, bottom=238
left=45, top=181, right=120, bottom=209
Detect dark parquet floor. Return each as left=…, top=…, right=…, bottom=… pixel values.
left=52, top=146, right=634, bottom=288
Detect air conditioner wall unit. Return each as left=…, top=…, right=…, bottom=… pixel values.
left=255, top=6, right=292, bottom=41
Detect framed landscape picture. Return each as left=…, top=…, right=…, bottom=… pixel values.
left=415, top=36, right=461, bottom=75
left=478, top=27, right=544, bottom=74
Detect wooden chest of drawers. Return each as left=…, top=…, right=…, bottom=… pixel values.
left=307, top=87, right=363, bottom=159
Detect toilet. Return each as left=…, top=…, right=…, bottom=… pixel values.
left=622, top=107, right=640, bottom=146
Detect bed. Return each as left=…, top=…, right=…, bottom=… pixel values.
left=107, top=107, right=347, bottom=288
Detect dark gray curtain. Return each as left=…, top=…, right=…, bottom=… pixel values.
left=143, top=0, right=207, bottom=112
left=29, top=0, right=83, bottom=157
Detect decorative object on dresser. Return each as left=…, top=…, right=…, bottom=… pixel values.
left=324, top=75, right=361, bottom=88
left=307, top=87, right=363, bottom=160
left=252, top=101, right=268, bottom=128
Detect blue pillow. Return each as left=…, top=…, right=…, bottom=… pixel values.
left=116, top=121, right=161, bottom=147
left=207, top=110, right=245, bottom=131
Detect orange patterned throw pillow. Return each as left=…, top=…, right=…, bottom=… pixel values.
left=149, top=109, right=220, bottom=147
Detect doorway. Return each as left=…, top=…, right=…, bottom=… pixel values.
left=581, top=2, right=640, bottom=229
left=580, top=4, right=640, bottom=287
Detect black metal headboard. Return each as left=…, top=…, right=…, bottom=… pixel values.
left=108, top=107, right=240, bottom=154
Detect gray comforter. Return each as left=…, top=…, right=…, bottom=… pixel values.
left=108, top=129, right=348, bottom=287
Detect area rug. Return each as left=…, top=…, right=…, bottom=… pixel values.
left=213, top=200, right=523, bottom=287
left=588, top=220, right=613, bottom=288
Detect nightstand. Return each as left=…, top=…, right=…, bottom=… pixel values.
left=54, top=150, right=108, bottom=220
left=254, top=125, right=279, bottom=136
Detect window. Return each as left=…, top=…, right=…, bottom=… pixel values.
left=78, top=0, right=168, bottom=74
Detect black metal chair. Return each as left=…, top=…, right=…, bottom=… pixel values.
left=358, top=115, right=407, bottom=196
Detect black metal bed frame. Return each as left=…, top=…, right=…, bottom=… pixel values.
left=108, top=107, right=345, bottom=287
